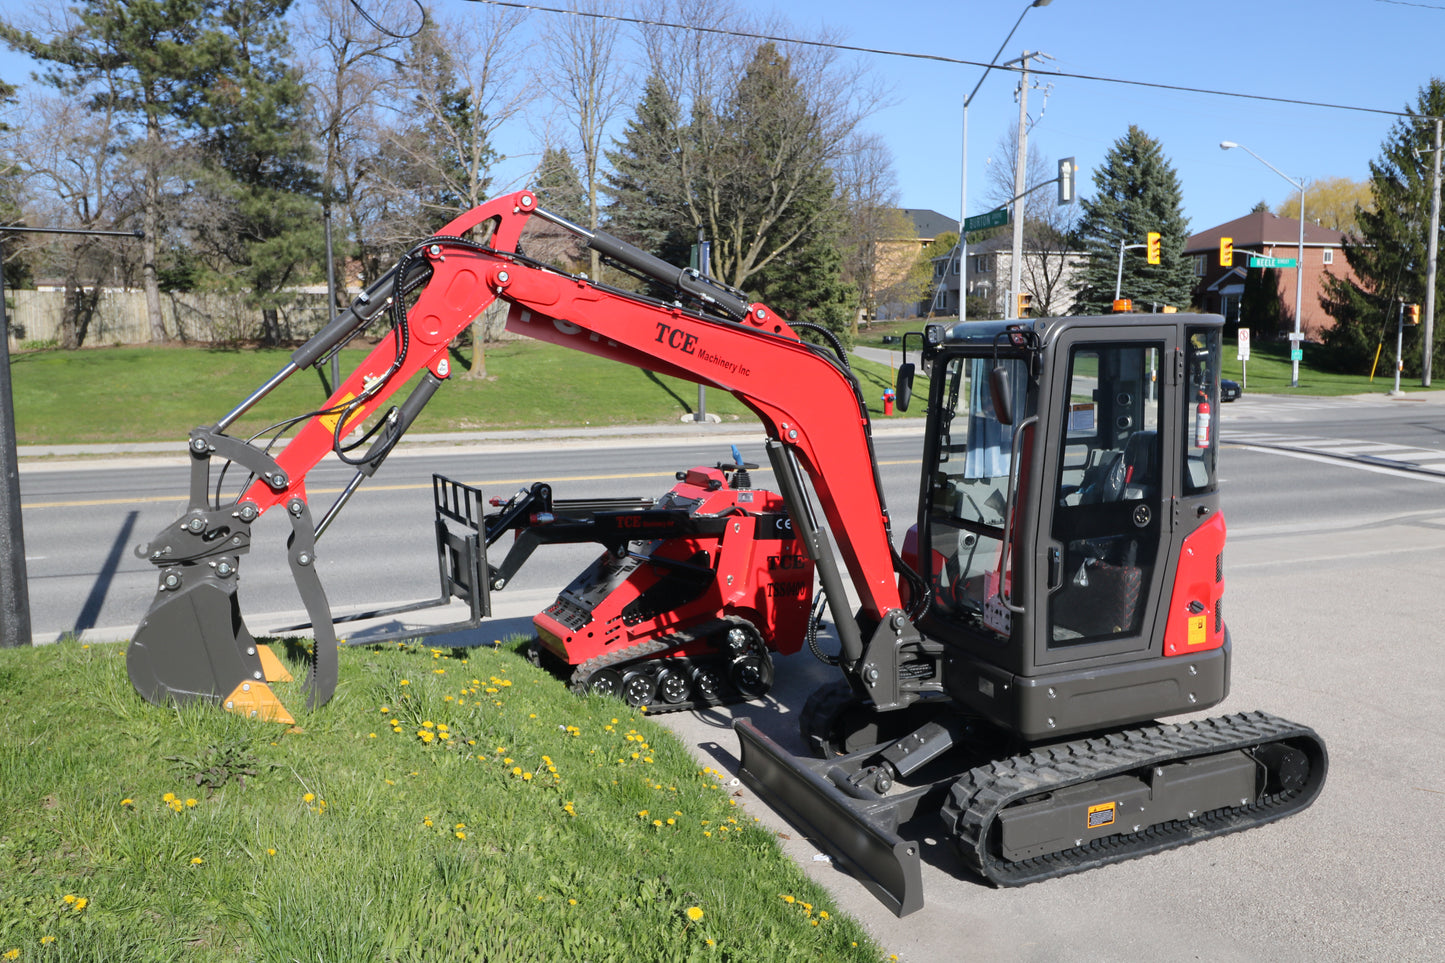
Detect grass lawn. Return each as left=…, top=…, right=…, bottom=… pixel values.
left=0, top=637, right=885, bottom=961
left=8, top=340, right=920, bottom=447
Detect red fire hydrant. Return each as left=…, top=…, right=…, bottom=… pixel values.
left=882, top=388, right=896, bottom=416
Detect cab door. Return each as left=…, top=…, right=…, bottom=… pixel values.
left=1033, top=327, right=1176, bottom=668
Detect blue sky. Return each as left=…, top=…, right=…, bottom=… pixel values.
left=1, top=0, right=1441, bottom=236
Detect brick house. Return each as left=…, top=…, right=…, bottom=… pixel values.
left=1186, top=211, right=1355, bottom=341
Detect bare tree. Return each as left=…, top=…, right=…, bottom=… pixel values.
left=986, top=124, right=1081, bottom=316
left=539, top=0, right=630, bottom=279
left=835, top=132, right=903, bottom=330
left=1, top=85, right=131, bottom=347
left=296, top=0, right=412, bottom=301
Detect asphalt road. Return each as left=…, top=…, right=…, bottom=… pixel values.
left=14, top=392, right=1445, bottom=961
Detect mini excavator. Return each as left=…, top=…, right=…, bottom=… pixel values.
left=127, top=191, right=1325, bottom=912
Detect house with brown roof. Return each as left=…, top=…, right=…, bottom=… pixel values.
left=1185, top=211, right=1355, bottom=341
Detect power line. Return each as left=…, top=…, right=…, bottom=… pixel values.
left=1376, top=0, right=1445, bottom=10
left=462, top=0, right=1435, bottom=120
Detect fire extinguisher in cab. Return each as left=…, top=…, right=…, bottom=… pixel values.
left=1195, top=399, right=1211, bottom=448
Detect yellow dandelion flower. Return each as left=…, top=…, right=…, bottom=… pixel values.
left=399, top=679, right=409, bottom=686
left=190, top=857, right=203, bottom=865
left=423, top=818, right=433, bottom=827
left=185, top=798, right=198, bottom=808
left=421, top=720, right=434, bottom=729
left=169, top=800, right=184, bottom=812
left=455, top=823, right=466, bottom=830
left=781, top=894, right=795, bottom=904
left=706, top=939, right=715, bottom=947
left=652, top=819, right=663, bottom=828
left=511, top=767, right=522, bottom=776
left=419, top=731, right=435, bottom=743
left=40, top=936, right=55, bottom=945
left=666, top=818, right=676, bottom=826
left=4, top=948, right=18, bottom=960
left=380, top=706, right=389, bottom=713
left=120, top=798, right=133, bottom=806
left=819, top=911, right=829, bottom=920
left=303, top=793, right=315, bottom=803
left=267, top=848, right=276, bottom=855
left=455, top=831, right=466, bottom=840
left=162, top=792, right=176, bottom=803
left=368, top=733, right=377, bottom=739
left=63, top=895, right=76, bottom=904
left=568, top=898, right=578, bottom=906
left=686, top=906, right=704, bottom=922
left=638, top=810, right=649, bottom=818
left=522, top=772, right=533, bottom=782
left=810, top=919, right=819, bottom=927
left=74, top=898, right=88, bottom=911
left=704, top=831, right=712, bottom=837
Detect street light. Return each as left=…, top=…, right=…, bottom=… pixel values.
left=954, top=0, right=1052, bottom=323
left=1220, top=140, right=1306, bottom=388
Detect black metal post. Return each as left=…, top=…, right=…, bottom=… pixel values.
left=0, top=235, right=31, bottom=646
left=324, top=201, right=339, bottom=390
left=0, top=225, right=142, bottom=646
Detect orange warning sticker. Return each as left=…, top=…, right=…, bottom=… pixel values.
left=1087, top=802, right=1117, bottom=830
left=319, top=392, right=359, bottom=437
left=1187, top=614, right=1207, bottom=646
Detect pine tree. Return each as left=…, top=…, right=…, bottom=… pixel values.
left=534, top=147, right=588, bottom=226
left=1071, top=126, right=1194, bottom=314
left=0, top=0, right=231, bottom=342
left=189, top=0, right=322, bottom=344
left=1320, top=79, right=1445, bottom=376
left=601, top=72, right=690, bottom=267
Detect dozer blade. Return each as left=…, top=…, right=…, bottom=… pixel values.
left=735, top=717, right=928, bottom=917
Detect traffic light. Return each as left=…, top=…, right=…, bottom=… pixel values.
left=1407, top=303, right=1421, bottom=325
left=1017, top=292, right=1033, bottom=316
left=1146, top=232, right=1161, bottom=265
left=1219, top=236, right=1233, bottom=268
left=1057, top=157, right=1076, bottom=205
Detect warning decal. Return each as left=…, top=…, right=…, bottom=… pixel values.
left=1087, top=802, right=1117, bottom=830
left=1187, top=614, right=1207, bottom=647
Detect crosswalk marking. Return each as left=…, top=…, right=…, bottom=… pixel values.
left=1225, top=429, right=1445, bottom=476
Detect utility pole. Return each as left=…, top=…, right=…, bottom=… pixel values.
left=1005, top=52, right=1047, bottom=320
left=1423, top=115, right=1442, bottom=387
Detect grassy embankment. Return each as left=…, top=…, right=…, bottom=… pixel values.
left=0, top=638, right=885, bottom=961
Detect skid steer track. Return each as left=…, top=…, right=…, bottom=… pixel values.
left=943, top=711, right=1328, bottom=886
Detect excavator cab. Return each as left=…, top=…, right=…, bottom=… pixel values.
left=914, top=316, right=1228, bottom=740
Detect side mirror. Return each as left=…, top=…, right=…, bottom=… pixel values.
left=989, top=365, right=1014, bottom=426
left=896, top=363, right=914, bottom=412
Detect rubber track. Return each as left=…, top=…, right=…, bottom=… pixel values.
left=942, top=711, right=1326, bottom=886
left=559, top=618, right=772, bottom=716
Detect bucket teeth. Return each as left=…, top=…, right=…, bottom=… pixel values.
left=222, top=680, right=296, bottom=725
left=256, top=644, right=294, bottom=683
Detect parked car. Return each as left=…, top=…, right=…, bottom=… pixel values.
left=1221, top=379, right=1242, bottom=402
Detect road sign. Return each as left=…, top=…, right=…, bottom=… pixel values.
left=1237, top=328, right=1251, bottom=361
left=1248, top=255, right=1298, bottom=269
left=1290, top=349, right=1303, bottom=361
left=964, top=207, right=1010, bottom=233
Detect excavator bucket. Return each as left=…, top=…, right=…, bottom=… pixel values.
left=126, top=429, right=340, bottom=724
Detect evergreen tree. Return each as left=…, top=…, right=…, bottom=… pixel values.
left=534, top=147, right=587, bottom=226
left=189, top=0, right=322, bottom=344
left=601, top=72, right=690, bottom=267
left=0, top=0, right=232, bottom=342
left=750, top=212, right=858, bottom=348
left=0, top=79, right=33, bottom=291
left=1238, top=265, right=1284, bottom=340
left=1320, top=79, right=1445, bottom=376
left=1071, top=126, right=1194, bottom=314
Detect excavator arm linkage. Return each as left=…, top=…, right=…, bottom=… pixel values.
left=128, top=191, right=907, bottom=723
